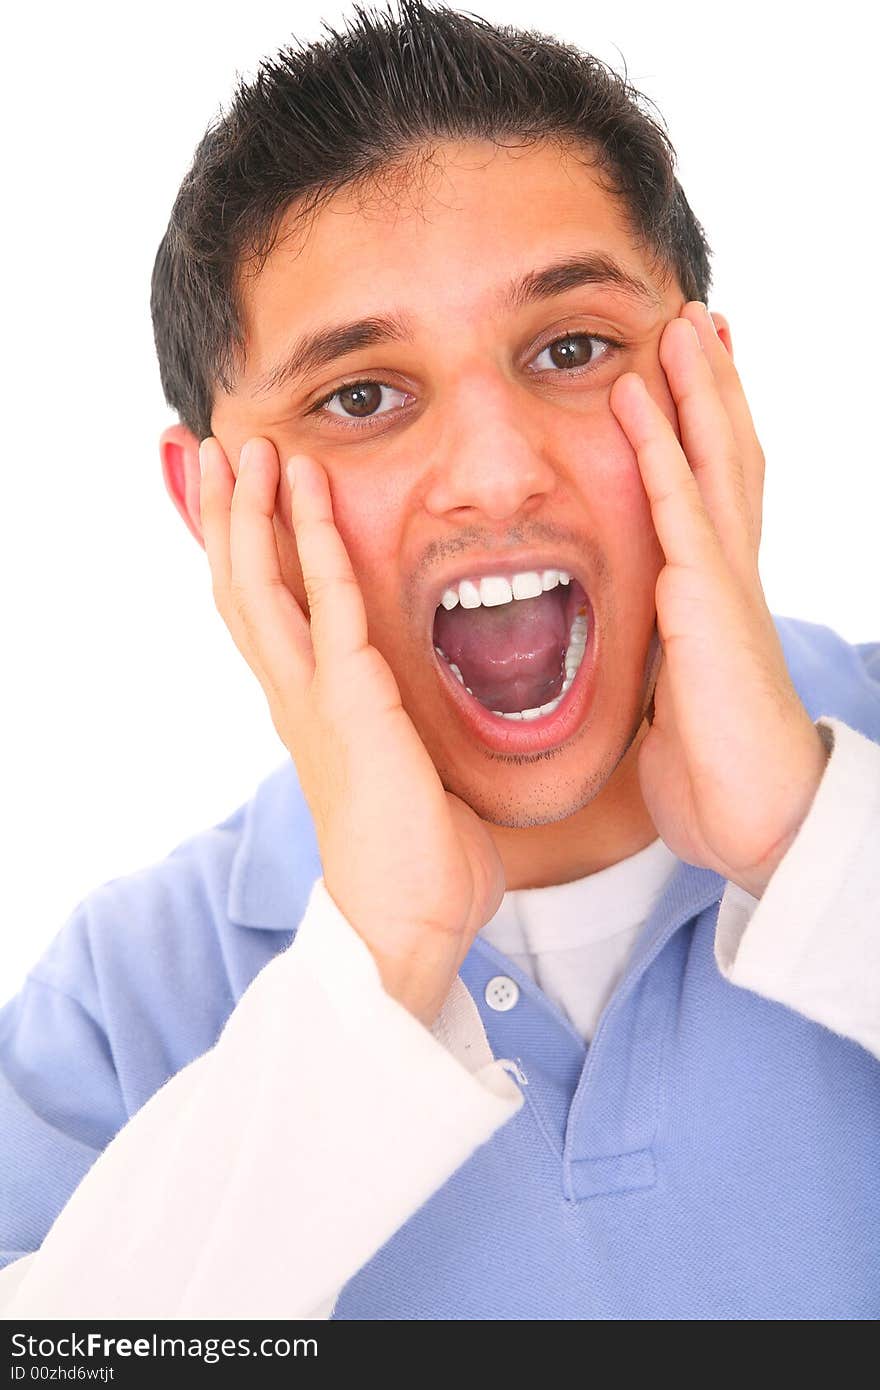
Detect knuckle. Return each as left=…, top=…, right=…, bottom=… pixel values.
left=303, top=570, right=356, bottom=611
left=227, top=579, right=249, bottom=619
left=227, top=581, right=259, bottom=640
left=655, top=561, right=701, bottom=612
left=301, top=572, right=331, bottom=609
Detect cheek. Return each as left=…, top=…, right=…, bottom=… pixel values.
left=330, top=480, right=403, bottom=594
left=567, top=425, right=665, bottom=603
left=569, top=422, right=656, bottom=541
left=274, top=479, right=404, bottom=625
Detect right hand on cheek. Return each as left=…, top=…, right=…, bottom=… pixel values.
left=198, top=435, right=506, bottom=1027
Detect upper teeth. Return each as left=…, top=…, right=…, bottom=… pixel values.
left=439, top=568, right=571, bottom=611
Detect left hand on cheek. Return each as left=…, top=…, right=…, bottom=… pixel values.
left=608, top=302, right=831, bottom=900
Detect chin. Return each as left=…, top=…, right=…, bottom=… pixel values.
left=431, top=724, right=623, bottom=830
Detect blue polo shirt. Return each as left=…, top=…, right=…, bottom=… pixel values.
left=2, top=613, right=879, bottom=1319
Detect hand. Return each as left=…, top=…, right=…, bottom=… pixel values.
left=198, top=437, right=505, bottom=1026
left=609, top=302, right=831, bottom=900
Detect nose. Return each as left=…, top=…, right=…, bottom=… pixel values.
left=422, top=372, right=557, bottom=523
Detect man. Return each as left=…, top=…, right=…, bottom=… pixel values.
left=1, top=0, right=878, bottom=1319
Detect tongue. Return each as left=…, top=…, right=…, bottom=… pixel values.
left=434, top=588, right=567, bottom=713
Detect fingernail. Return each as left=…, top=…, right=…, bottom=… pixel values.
left=286, top=460, right=297, bottom=493
left=239, top=441, right=253, bottom=471
left=198, top=440, right=210, bottom=477
left=702, top=302, right=718, bottom=334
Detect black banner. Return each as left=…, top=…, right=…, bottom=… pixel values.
left=4, top=1322, right=333, bottom=1384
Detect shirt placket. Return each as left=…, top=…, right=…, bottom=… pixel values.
left=462, top=864, right=726, bottom=1201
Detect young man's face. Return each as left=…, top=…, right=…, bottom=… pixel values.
left=203, top=138, right=716, bottom=847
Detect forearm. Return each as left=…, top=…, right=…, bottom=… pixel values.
left=1, top=878, right=523, bottom=1320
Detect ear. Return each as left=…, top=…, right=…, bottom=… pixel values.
left=160, top=423, right=205, bottom=548
left=708, top=310, right=734, bottom=362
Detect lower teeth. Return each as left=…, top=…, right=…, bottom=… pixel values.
left=435, top=609, right=588, bottom=720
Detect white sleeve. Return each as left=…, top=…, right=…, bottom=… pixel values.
left=0, top=877, right=524, bottom=1320
left=714, top=716, right=880, bottom=1059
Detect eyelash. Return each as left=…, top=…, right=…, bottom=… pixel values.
left=306, top=330, right=627, bottom=432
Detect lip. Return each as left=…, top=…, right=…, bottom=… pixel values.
left=431, top=582, right=598, bottom=755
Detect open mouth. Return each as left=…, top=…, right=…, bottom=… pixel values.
left=430, top=566, right=597, bottom=753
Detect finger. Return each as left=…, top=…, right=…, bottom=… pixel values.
left=287, top=452, right=370, bottom=670
left=609, top=370, right=723, bottom=577
left=227, top=437, right=313, bottom=689
left=199, top=436, right=235, bottom=594
left=658, top=317, right=756, bottom=583
left=682, top=301, right=765, bottom=547
left=200, top=436, right=275, bottom=684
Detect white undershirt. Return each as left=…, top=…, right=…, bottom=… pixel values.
left=480, top=837, right=681, bottom=1041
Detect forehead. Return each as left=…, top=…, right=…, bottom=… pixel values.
left=237, top=139, right=667, bottom=377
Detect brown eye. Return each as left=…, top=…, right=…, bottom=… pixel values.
left=336, top=382, right=383, bottom=416
left=531, top=332, right=617, bottom=375
left=546, top=334, right=595, bottom=368
left=318, top=380, right=411, bottom=424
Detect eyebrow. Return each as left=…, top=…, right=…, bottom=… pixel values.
left=500, top=251, right=663, bottom=315
left=249, top=251, right=661, bottom=399
left=250, top=314, right=414, bottom=400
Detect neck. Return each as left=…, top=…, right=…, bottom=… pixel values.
left=487, top=718, right=659, bottom=890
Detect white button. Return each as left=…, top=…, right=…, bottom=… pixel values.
left=485, top=975, right=519, bottom=1012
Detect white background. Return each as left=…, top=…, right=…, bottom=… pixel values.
left=1, top=0, right=876, bottom=996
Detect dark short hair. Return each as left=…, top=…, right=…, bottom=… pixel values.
left=150, top=0, right=712, bottom=441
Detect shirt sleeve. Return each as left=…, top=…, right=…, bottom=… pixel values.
left=0, top=877, right=524, bottom=1320
left=714, top=715, right=880, bottom=1059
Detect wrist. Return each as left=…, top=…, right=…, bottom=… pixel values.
left=316, top=878, right=460, bottom=1027
left=371, top=944, right=459, bottom=1028
left=733, top=721, right=833, bottom=899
